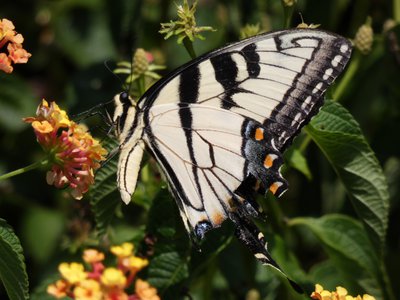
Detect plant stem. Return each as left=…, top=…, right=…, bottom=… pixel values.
left=137, top=75, right=146, bottom=97
left=182, top=37, right=197, bottom=59
left=0, top=159, right=49, bottom=181
left=394, top=0, right=400, bottom=22
left=332, top=51, right=361, bottom=102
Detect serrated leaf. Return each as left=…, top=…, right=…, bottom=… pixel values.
left=0, top=219, right=29, bottom=300
left=146, top=191, right=190, bottom=294
left=89, top=138, right=120, bottom=237
left=306, top=101, right=389, bottom=256
left=290, top=215, right=385, bottom=298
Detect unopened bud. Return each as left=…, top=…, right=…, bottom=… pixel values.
left=354, top=17, right=374, bottom=55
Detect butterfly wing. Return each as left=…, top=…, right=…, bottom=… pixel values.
left=139, top=28, right=351, bottom=230
left=117, top=29, right=352, bottom=279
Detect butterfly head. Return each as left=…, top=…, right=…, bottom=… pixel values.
left=112, top=91, right=137, bottom=138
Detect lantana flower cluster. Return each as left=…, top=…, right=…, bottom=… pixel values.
left=47, top=243, right=160, bottom=300
left=311, top=284, right=375, bottom=300
left=23, top=99, right=107, bottom=199
left=0, top=18, right=31, bottom=73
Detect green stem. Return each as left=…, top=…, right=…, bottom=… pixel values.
left=394, top=0, right=400, bottom=23
left=137, top=75, right=146, bottom=97
left=282, top=3, right=295, bottom=29
left=332, top=50, right=361, bottom=102
left=0, top=159, right=49, bottom=181
left=182, top=37, right=197, bottom=59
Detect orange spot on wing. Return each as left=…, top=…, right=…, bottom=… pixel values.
left=269, top=182, right=279, bottom=195
left=264, top=154, right=274, bottom=168
left=255, top=128, right=264, bottom=141
left=212, top=212, right=225, bottom=226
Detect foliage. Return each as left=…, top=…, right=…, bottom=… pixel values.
left=0, top=0, right=400, bottom=299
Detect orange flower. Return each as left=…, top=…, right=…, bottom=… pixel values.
left=0, top=18, right=31, bottom=73
left=135, top=279, right=160, bottom=300
left=0, top=52, right=12, bottom=73
left=47, top=279, right=69, bottom=299
left=83, top=249, right=105, bottom=264
left=23, top=100, right=107, bottom=199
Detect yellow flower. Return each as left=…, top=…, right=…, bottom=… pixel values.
left=58, top=262, right=87, bottom=284
left=101, top=268, right=127, bottom=288
left=73, top=279, right=103, bottom=300
left=0, top=18, right=31, bottom=73
left=135, top=279, right=160, bottom=300
left=23, top=99, right=107, bottom=199
left=122, top=255, right=149, bottom=272
left=110, top=242, right=134, bottom=258
left=83, top=249, right=105, bottom=264
left=311, top=284, right=376, bottom=300
left=47, top=279, right=68, bottom=299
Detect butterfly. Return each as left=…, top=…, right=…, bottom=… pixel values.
left=111, top=28, right=352, bottom=289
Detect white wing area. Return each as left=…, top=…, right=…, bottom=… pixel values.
left=117, top=139, right=145, bottom=204
left=146, top=103, right=248, bottom=229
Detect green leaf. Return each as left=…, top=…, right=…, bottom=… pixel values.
left=306, top=101, right=389, bottom=255
left=146, top=191, right=190, bottom=296
left=290, top=214, right=385, bottom=298
left=285, top=148, right=312, bottom=180
left=0, top=219, right=29, bottom=300
left=21, top=207, right=65, bottom=264
left=89, top=138, right=120, bottom=237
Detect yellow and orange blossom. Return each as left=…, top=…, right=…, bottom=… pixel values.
left=23, top=100, right=107, bottom=199
left=47, top=279, right=68, bottom=299
left=110, top=242, right=135, bottom=258
left=0, top=18, right=31, bottom=73
left=101, top=268, right=127, bottom=288
left=135, top=279, right=160, bottom=300
left=73, top=279, right=102, bottom=300
left=83, top=249, right=105, bottom=264
left=59, top=262, right=88, bottom=284
left=311, top=284, right=376, bottom=300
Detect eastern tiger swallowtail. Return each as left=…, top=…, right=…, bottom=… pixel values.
left=111, top=28, right=352, bottom=289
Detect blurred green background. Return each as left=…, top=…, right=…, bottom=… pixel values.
left=0, top=0, right=399, bottom=299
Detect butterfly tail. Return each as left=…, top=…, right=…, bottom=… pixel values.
left=230, top=212, right=303, bottom=294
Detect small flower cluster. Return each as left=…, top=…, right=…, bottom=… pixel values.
left=114, top=48, right=165, bottom=97
left=159, top=0, right=215, bottom=44
left=23, top=100, right=107, bottom=199
left=239, top=23, right=262, bottom=40
left=47, top=243, right=160, bottom=300
left=354, top=17, right=374, bottom=55
left=0, top=18, right=31, bottom=73
left=311, top=284, right=376, bottom=300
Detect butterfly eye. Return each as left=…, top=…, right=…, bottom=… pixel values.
left=120, top=92, right=130, bottom=105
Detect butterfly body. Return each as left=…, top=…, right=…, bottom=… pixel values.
left=113, top=29, right=352, bottom=279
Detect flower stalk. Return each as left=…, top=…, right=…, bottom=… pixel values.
left=0, top=159, right=49, bottom=181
